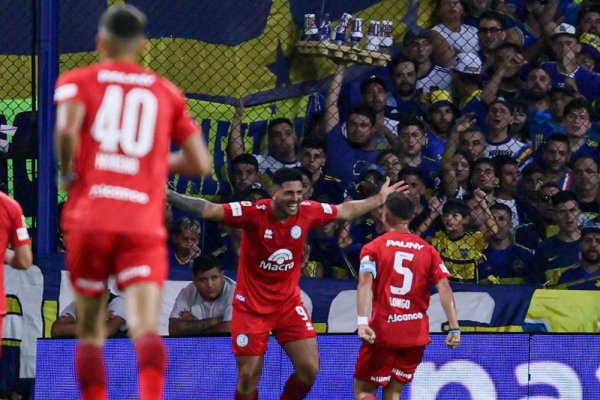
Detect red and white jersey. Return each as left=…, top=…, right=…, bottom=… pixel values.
left=222, top=199, right=338, bottom=314
left=54, top=61, right=198, bottom=238
left=0, top=192, right=30, bottom=315
left=360, top=230, right=451, bottom=348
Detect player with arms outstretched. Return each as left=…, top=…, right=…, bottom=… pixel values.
left=54, top=5, right=211, bottom=400
left=168, top=167, right=407, bottom=400
left=355, top=192, right=460, bottom=400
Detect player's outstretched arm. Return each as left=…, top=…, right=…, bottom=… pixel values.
left=356, top=272, right=376, bottom=344
left=167, top=190, right=224, bottom=222
left=169, top=132, right=212, bottom=177
left=435, top=278, right=461, bottom=349
left=336, top=177, right=409, bottom=221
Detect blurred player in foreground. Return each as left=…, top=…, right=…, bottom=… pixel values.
left=354, top=192, right=460, bottom=400
left=54, top=5, right=211, bottom=399
left=168, top=167, right=407, bottom=400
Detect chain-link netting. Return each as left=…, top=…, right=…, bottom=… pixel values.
left=50, top=0, right=600, bottom=287
left=0, top=0, right=37, bottom=248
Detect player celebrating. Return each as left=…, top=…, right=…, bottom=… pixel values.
left=168, top=167, right=407, bottom=400
left=355, top=192, right=460, bottom=400
left=54, top=5, right=211, bottom=400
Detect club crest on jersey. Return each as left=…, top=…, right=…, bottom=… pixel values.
left=236, top=334, right=249, bottom=348
left=290, top=225, right=302, bottom=239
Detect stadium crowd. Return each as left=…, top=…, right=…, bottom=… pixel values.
left=168, top=0, right=600, bottom=290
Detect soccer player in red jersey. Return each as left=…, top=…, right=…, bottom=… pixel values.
left=1, top=191, right=33, bottom=357
left=54, top=5, right=211, bottom=400
left=354, top=192, right=461, bottom=400
left=168, top=167, right=407, bottom=400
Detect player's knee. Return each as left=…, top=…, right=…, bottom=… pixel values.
left=237, top=365, right=261, bottom=392
left=295, top=360, right=319, bottom=385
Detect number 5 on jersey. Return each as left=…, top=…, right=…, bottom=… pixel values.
left=92, top=85, right=158, bottom=157
left=391, top=251, right=414, bottom=296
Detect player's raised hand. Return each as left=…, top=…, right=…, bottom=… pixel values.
left=358, top=324, right=376, bottom=344
left=378, top=177, right=409, bottom=201
left=446, top=331, right=461, bottom=349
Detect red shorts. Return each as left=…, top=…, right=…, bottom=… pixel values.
left=355, top=344, right=425, bottom=386
left=65, top=231, right=167, bottom=297
left=231, top=299, right=316, bottom=356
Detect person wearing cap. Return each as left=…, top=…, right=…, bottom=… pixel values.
left=403, top=28, right=452, bottom=93
left=556, top=221, right=600, bottom=290
left=577, top=32, right=600, bottom=72
left=450, top=52, right=489, bottom=132
left=397, top=118, right=441, bottom=188
left=424, top=88, right=458, bottom=161
left=386, top=55, right=425, bottom=122
left=530, top=190, right=582, bottom=285
left=483, top=97, right=533, bottom=168
left=323, top=63, right=399, bottom=150
left=541, top=23, right=600, bottom=102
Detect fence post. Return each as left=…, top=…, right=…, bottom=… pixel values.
left=37, top=0, right=59, bottom=256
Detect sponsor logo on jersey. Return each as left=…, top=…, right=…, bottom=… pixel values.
left=370, top=375, right=391, bottom=383
left=117, top=265, right=151, bottom=282
left=16, top=227, right=29, bottom=241
left=264, top=229, right=273, bottom=239
left=389, top=298, right=411, bottom=310
left=392, top=368, right=413, bottom=380
left=236, top=334, right=249, bottom=348
left=241, top=201, right=252, bottom=207
left=259, top=249, right=294, bottom=271
left=75, top=278, right=106, bottom=292
left=387, top=312, right=424, bottom=323
left=89, top=184, right=149, bottom=204
left=230, top=202, right=242, bottom=217
left=385, top=240, right=424, bottom=250
left=235, top=294, right=246, bottom=302
left=321, top=203, right=333, bottom=214
left=290, top=225, right=302, bottom=239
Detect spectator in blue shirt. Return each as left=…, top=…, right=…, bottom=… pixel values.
left=397, top=118, right=440, bottom=187
left=423, top=88, right=458, bottom=161
left=557, top=221, right=600, bottom=290
left=386, top=55, right=425, bottom=121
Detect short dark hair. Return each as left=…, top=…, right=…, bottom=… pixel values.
left=377, top=149, right=398, bottom=164
left=545, top=133, right=571, bottom=150
left=232, top=153, right=259, bottom=171
left=563, top=98, right=593, bottom=119
left=293, top=166, right=313, bottom=183
left=300, top=135, right=326, bottom=152
left=399, top=117, right=426, bottom=135
left=389, top=53, right=416, bottom=76
left=442, top=198, right=470, bottom=217
left=551, top=190, right=579, bottom=206
left=473, top=157, right=500, bottom=178
left=479, top=10, right=506, bottom=29
left=272, top=167, right=303, bottom=186
left=521, top=162, right=544, bottom=177
left=100, top=5, right=147, bottom=40
left=385, top=192, right=414, bottom=221
left=490, top=202, right=512, bottom=217
left=348, top=106, right=377, bottom=127
left=192, top=255, right=221, bottom=275
left=268, top=118, right=294, bottom=139
left=493, top=155, right=519, bottom=170
left=398, top=166, right=426, bottom=184
left=171, top=217, right=201, bottom=236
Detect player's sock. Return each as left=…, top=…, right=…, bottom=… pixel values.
left=280, top=373, right=312, bottom=400
left=235, top=389, right=258, bottom=400
left=135, top=332, right=167, bottom=400
left=75, top=342, right=107, bottom=400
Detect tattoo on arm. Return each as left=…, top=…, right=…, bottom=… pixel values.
left=167, top=190, right=207, bottom=216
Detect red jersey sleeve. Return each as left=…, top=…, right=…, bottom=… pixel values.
left=54, top=71, right=86, bottom=105
left=167, top=82, right=199, bottom=145
left=6, top=198, right=30, bottom=248
left=302, top=201, right=338, bottom=228
left=221, top=201, right=258, bottom=229
left=429, top=245, right=452, bottom=284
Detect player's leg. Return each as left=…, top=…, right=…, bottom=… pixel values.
left=280, top=337, right=319, bottom=399
left=124, top=281, right=165, bottom=400
left=382, top=380, right=406, bottom=400
left=235, top=355, right=264, bottom=399
left=354, top=378, right=379, bottom=400
left=117, top=234, right=168, bottom=400
left=74, top=291, right=109, bottom=400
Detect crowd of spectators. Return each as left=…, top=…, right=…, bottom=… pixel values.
left=167, top=0, right=600, bottom=290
